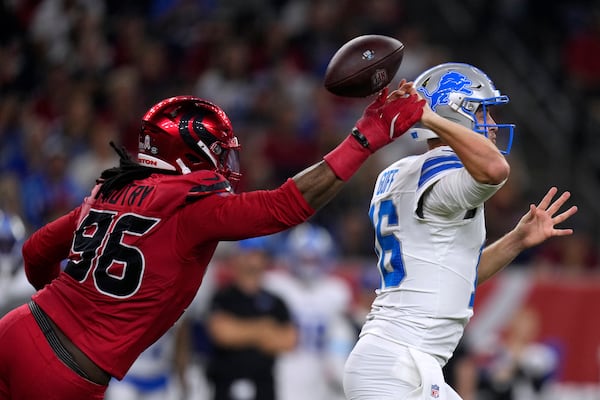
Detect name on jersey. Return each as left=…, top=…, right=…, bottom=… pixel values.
left=376, top=169, right=398, bottom=195
left=102, top=183, right=155, bottom=207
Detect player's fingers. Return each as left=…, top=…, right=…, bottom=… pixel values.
left=386, top=88, right=403, bottom=101
left=552, top=228, right=574, bottom=237
left=413, top=87, right=425, bottom=100
left=377, top=87, right=389, bottom=104
left=521, top=204, right=536, bottom=222
left=397, top=81, right=414, bottom=96
left=547, top=191, right=572, bottom=216
left=553, top=205, right=578, bottom=225
left=537, top=187, right=558, bottom=210
left=409, top=84, right=419, bottom=96
left=519, top=204, right=537, bottom=225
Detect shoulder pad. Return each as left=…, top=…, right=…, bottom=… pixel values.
left=186, top=171, right=233, bottom=202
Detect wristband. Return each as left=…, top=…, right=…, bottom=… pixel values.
left=351, top=127, right=370, bottom=149
left=323, top=133, right=370, bottom=181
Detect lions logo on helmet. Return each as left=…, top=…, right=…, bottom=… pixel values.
left=419, top=71, right=473, bottom=112
left=411, top=62, right=515, bottom=154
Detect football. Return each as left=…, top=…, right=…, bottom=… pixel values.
left=324, top=35, right=405, bottom=98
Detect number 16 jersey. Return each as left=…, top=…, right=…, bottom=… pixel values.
left=360, top=146, right=504, bottom=365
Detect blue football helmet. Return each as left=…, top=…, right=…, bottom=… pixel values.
left=284, top=223, right=336, bottom=282
left=410, top=62, right=515, bottom=154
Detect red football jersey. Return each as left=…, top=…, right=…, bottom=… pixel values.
left=23, top=170, right=314, bottom=379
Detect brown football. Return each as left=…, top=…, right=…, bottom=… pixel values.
left=324, top=35, right=404, bottom=98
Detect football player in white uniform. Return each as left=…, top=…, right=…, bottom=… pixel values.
left=265, top=223, right=356, bottom=400
left=343, top=63, right=578, bottom=400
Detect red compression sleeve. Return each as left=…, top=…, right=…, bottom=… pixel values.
left=23, top=207, right=81, bottom=290
left=323, top=132, right=370, bottom=181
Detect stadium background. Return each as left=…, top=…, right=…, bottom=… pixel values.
left=1, top=0, right=599, bottom=398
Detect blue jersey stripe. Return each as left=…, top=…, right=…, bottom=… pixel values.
left=421, top=155, right=460, bottom=171
left=418, top=162, right=463, bottom=188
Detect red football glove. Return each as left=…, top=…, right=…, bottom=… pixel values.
left=323, top=88, right=425, bottom=181
left=354, top=88, right=426, bottom=153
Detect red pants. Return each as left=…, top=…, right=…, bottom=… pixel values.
left=0, top=304, right=107, bottom=400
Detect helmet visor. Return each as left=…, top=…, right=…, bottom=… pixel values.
left=223, top=148, right=240, bottom=178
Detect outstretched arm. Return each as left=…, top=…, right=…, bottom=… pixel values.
left=477, top=187, right=578, bottom=285
left=191, top=83, right=424, bottom=241
left=292, top=161, right=345, bottom=211
left=294, top=81, right=425, bottom=210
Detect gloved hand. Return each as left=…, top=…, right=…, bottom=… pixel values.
left=323, top=84, right=425, bottom=182
left=352, top=87, right=426, bottom=153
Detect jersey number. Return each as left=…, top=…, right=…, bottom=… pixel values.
left=369, top=199, right=405, bottom=288
left=64, top=210, right=159, bottom=298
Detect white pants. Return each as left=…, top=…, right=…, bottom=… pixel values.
left=343, top=334, right=462, bottom=400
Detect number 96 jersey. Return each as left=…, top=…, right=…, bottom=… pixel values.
left=26, top=171, right=314, bottom=380
left=360, top=146, right=503, bottom=365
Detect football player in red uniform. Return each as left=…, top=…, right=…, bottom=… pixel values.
left=0, top=86, right=425, bottom=399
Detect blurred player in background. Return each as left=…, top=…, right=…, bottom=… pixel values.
left=205, top=237, right=297, bottom=400
left=0, top=210, right=34, bottom=317
left=104, top=323, right=189, bottom=400
left=264, top=223, right=356, bottom=400
left=0, top=87, right=425, bottom=399
left=343, top=63, right=578, bottom=400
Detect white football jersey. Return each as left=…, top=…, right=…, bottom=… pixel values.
left=361, top=146, right=504, bottom=365
left=105, top=329, right=176, bottom=400
left=264, top=270, right=354, bottom=400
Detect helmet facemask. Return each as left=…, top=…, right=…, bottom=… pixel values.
left=450, top=94, right=515, bottom=155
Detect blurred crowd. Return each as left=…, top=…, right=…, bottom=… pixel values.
left=1, top=0, right=600, bottom=399
left=1, top=0, right=599, bottom=271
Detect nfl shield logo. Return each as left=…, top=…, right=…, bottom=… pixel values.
left=371, top=69, right=388, bottom=91
left=430, top=384, right=440, bottom=398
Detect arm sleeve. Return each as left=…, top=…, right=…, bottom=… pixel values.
left=180, top=178, right=315, bottom=242
left=22, top=206, right=81, bottom=290
left=422, top=168, right=505, bottom=216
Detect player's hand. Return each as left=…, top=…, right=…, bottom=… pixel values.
left=354, top=80, right=425, bottom=153
left=512, top=187, right=578, bottom=250
left=388, top=79, right=418, bottom=99
left=391, top=80, right=436, bottom=125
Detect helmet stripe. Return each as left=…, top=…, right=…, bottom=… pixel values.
left=178, top=112, right=218, bottom=168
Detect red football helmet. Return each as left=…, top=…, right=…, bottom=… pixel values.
left=138, top=96, right=241, bottom=184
